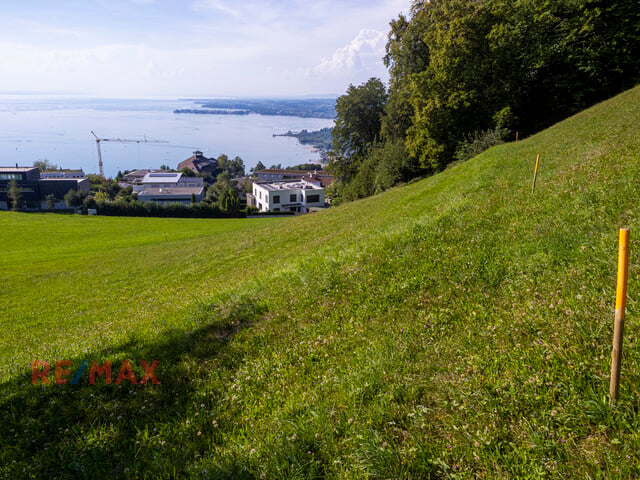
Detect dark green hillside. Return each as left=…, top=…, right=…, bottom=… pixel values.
left=1, top=85, right=640, bottom=478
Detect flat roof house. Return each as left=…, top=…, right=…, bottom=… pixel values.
left=134, top=172, right=204, bottom=204
left=39, top=178, right=90, bottom=208
left=119, top=169, right=166, bottom=185
left=0, top=166, right=40, bottom=209
left=0, top=165, right=89, bottom=210
left=137, top=187, right=203, bottom=204
left=40, top=169, right=85, bottom=179
left=132, top=172, right=204, bottom=191
left=250, top=178, right=325, bottom=213
left=256, top=169, right=334, bottom=187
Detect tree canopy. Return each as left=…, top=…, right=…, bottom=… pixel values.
left=33, top=160, right=57, bottom=171
left=333, top=77, right=388, bottom=159
left=329, top=0, right=640, bottom=202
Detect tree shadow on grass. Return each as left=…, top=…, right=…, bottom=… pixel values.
left=0, top=294, right=268, bottom=479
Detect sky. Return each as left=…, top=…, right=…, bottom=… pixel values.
left=0, top=0, right=411, bottom=98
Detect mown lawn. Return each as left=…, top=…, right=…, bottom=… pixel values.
left=1, top=85, right=640, bottom=478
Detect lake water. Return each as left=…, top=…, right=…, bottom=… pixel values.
left=0, top=96, right=335, bottom=178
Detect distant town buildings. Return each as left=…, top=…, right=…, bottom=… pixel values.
left=0, top=160, right=333, bottom=213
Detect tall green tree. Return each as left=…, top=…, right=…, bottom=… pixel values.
left=330, top=78, right=388, bottom=187
left=252, top=161, right=266, bottom=173
left=333, top=77, right=387, bottom=158
left=382, top=9, right=430, bottom=143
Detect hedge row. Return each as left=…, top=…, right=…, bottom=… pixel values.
left=95, top=200, right=246, bottom=218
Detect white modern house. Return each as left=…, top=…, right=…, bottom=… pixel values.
left=134, top=172, right=204, bottom=204
left=250, top=178, right=325, bottom=213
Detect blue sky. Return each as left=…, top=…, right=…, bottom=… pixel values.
left=0, top=0, right=411, bottom=98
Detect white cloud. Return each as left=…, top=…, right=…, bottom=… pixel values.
left=0, top=1, right=412, bottom=96
left=311, top=29, right=387, bottom=77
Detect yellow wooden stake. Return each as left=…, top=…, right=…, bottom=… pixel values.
left=515, top=131, right=519, bottom=142
left=610, top=227, right=630, bottom=404
left=531, top=154, right=540, bottom=193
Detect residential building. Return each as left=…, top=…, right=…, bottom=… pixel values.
left=256, top=169, right=333, bottom=187
left=39, top=178, right=90, bottom=209
left=134, top=172, right=204, bottom=204
left=178, top=151, right=218, bottom=175
left=119, top=169, right=166, bottom=185
left=40, top=169, right=85, bottom=179
left=132, top=172, right=203, bottom=192
left=250, top=178, right=325, bottom=213
left=0, top=165, right=89, bottom=210
left=137, top=187, right=203, bottom=204
left=0, top=166, right=40, bottom=209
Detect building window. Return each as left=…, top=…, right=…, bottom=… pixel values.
left=307, top=194, right=320, bottom=203
left=290, top=193, right=297, bottom=202
left=274, top=207, right=280, bottom=212
left=273, top=195, right=280, bottom=204
left=0, top=173, right=21, bottom=180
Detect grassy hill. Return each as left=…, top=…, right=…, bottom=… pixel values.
left=1, top=85, right=640, bottom=478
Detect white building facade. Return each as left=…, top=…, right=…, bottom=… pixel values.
left=251, top=179, right=325, bottom=213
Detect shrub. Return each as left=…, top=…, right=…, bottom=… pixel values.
left=454, top=128, right=507, bottom=163
left=64, top=189, right=88, bottom=208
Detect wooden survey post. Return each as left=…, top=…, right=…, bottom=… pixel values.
left=531, top=154, right=540, bottom=193
left=610, top=227, right=630, bottom=404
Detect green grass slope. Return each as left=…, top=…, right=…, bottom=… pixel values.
left=1, top=85, right=640, bottom=478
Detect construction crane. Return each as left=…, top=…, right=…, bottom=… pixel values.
left=91, top=131, right=169, bottom=177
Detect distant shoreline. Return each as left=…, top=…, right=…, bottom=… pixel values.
left=174, top=109, right=250, bottom=115
left=174, top=98, right=336, bottom=119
